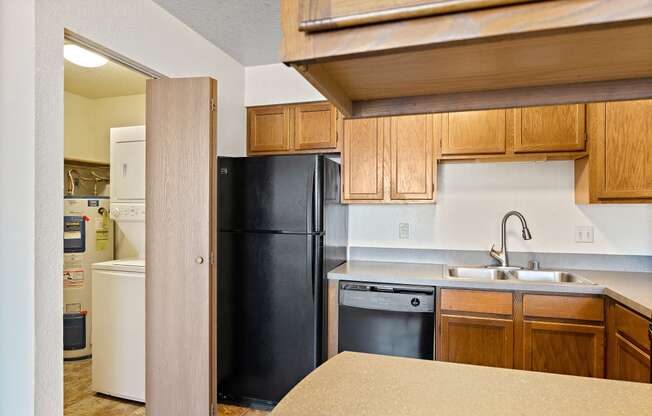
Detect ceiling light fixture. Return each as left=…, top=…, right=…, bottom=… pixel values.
left=63, top=44, right=108, bottom=68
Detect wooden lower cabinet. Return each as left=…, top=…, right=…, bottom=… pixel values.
left=522, top=320, right=605, bottom=378
left=610, top=334, right=651, bottom=383
left=437, top=289, right=610, bottom=379
left=606, top=300, right=651, bottom=383
left=440, top=315, right=513, bottom=369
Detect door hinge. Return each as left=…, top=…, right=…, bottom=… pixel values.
left=210, top=98, right=216, bottom=112
left=210, top=402, right=216, bottom=416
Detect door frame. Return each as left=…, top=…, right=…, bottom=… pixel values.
left=62, top=30, right=219, bottom=414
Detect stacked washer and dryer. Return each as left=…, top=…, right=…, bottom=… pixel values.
left=92, top=125, right=146, bottom=402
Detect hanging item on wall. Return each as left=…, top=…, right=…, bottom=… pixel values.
left=95, top=207, right=110, bottom=251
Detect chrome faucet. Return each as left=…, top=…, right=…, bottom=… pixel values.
left=490, top=211, right=532, bottom=268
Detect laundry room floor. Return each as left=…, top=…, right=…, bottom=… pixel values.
left=64, top=359, right=269, bottom=415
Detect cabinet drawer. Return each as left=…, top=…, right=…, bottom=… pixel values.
left=615, top=304, right=651, bottom=353
left=523, top=294, right=603, bottom=322
left=440, top=289, right=512, bottom=316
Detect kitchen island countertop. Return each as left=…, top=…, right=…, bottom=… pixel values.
left=271, top=352, right=652, bottom=416
left=328, top=261, right=652, bottom=319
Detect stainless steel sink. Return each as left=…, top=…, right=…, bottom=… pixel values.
left=446, top=266, right=595, bottom=285
left=510, top=270, right=594, bottom=284
left=447, top=267, right=509, bottom=280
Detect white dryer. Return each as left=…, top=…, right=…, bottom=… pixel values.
left=91, top=259, right=146, bottom=402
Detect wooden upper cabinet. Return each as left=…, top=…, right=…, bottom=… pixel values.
left=294, top=102, right=338, bottom=150
left=342, top=114, right=437, bottom=203
left=601, top=100, right=652, bottom=199
left=247, top=102, right=339, bottom=155
left=248, top=106, right=291, bottom=153
left=390, top=115, right=434, bottom=200
left=342, top=118, right=384, bottom=201
left=441, top=109, right=506, bottom=155
left=522, top=320, right=605, bottom=378
left=575, top=99, right=652, bottom=204
left=514, top=104, right=586, bottom=153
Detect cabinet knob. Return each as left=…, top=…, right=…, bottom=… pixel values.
left=195, top=256, right=205, bottom=264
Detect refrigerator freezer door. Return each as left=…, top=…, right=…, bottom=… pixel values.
left=218, top=156, right=319, bottom=233
left=217, top=231, right=318, bottom=404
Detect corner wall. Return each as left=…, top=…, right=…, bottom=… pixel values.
left=0, top=2, right=36, bottom=415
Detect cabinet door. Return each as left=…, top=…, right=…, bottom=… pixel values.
left=342, top=118, right=384, bottom=201
left=390, top=114, right=434, bottom=200
left=440, top=315, right=514, bottom=369
left=514, top=104, right=586, bottom=152
left=441, top=109, right=506, bottom=155
left=609, top=333, right=651, bottom=383
left=599, top=100, right=652, bottom=199
left=248, top=105, right=291, bottom=153
left=523, top=321, right=604, bottom=378
left=111, top=140, right=146, bottom=201
left=294, top=102, right=337, bottom=150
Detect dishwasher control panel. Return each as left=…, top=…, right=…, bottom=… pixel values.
left=339, top=282, right=435, bottom=313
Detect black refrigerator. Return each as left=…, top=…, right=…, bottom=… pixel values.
left=217, top=155, right=348, bottom=408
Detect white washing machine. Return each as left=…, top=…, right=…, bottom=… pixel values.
left=91, top=259, right=146, bottom=402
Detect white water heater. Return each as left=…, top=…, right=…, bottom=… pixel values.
left=63, top=197, right=114, bottom=360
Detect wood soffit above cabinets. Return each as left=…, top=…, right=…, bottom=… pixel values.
left=281, top=0, right=652, bottom=118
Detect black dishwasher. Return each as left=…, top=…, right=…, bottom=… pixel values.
left=338, top=282, right=435, bottom=360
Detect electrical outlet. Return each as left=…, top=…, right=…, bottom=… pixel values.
left=399, top=223, right=410, bottom=239
left=575, top=226, right=594, bottom=243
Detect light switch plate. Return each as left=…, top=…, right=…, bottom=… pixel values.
left=399, top=223, right=410, bottom=239
left=575, top=226, right=594, bottom=243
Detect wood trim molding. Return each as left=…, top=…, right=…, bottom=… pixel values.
left=298, top=0, right=537, bottom=32
left=350, top=78, right=652, bottom=118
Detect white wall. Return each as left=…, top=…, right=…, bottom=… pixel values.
left=0, top=2, right=36, bottom=415
left=1, top=1, right=248, bottom=415
left=349, top=162, right=652, bottom=256
left=64, top=92, right=147, bottom=163
left=245, top=63, right=324, bottom=106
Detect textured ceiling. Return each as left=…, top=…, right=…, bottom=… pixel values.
left=64, top=59, right=148, bottom=98
left=153, top=0, right=282, bottom=66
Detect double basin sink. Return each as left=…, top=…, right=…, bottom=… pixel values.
left=448, top=267, right=595, bottom=285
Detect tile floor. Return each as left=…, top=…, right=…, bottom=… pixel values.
left=64, top=359, right=269, bottom=415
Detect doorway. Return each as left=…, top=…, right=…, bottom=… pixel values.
left=62, top=32, right=151, bottom=416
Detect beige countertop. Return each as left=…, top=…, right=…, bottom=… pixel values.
left=328, top=261, right=652, bottom=319
left=271, top=352, right=652, bottom=416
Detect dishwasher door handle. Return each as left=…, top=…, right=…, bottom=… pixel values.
left=340, top=289, right=434, bottom=313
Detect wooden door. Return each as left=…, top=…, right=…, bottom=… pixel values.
left=514, top=104, right=586, bottom=152
left=441, top=109, right=506, bottom=155
left=294, top=102, right=337, bottom=150
left=389, top=114, right=434, bottom=200
left=342, top=117, right=384, bottom=201
left=248, top=105, right=291, bottom=153
left=598, top=100, right=652, bottom=199
left=610, top=334, right=651, bottom=383
left=146, top=77, right=217, bottom=416
left=440, top=315, right=514, bottom=369
left=523, top=320, right=604, bottom=378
